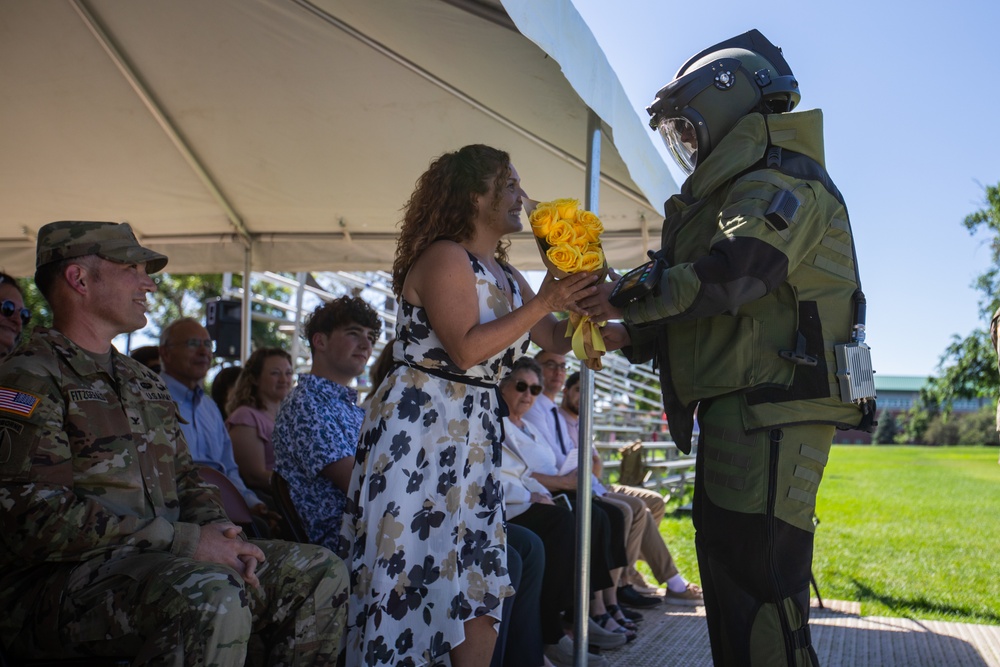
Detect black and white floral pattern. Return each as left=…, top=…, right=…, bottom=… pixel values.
left=342, top=253, right=530, bottom=666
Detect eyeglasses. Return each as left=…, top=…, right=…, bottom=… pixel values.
left=541, top=361, right=567, bottom=372
left=1, top=300, right=31, bottom=326
left=513, top=380, right=543, bottom=396
left=168, top=338, right=216, bottom=351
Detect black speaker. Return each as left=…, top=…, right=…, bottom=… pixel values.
left=206, top=298, right=241, bottom=360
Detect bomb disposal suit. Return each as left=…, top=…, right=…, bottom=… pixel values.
left=615, top=30, right=874, bottom=667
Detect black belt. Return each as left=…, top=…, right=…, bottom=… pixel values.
left=390, top=361, right=510, bottom=422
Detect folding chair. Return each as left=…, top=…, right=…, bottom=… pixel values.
left=197, top=465, right=263, bottom=539
left=269, top=471, right=310, bottom=544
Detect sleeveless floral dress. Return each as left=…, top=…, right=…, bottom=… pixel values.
left=342, top=252, right=531, bottom=667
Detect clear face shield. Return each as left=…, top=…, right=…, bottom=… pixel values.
left=656, top=116, right=698, bottom=175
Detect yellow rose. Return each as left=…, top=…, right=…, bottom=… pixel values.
left=529, top=204, right=558, bottom=239
left=579, top=249, right=604, bottom=272
left=546, top=218, right=576, bottom=245
left=552, top=198, right=579, bottom=220
left=546, top=244, right=583, bottom=273
left=576, top=210, right=604, bottom=242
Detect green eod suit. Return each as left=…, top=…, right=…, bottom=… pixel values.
left=624, top=109, right=868, bottom=666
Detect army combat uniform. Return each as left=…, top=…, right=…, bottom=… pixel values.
left=0, top=328, right=348, bottom=666
left=624, top=110, right=866, bottom=666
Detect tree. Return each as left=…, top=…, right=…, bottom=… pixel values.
left=871, top=410, right=898, bottom=444
left=924, top=330, right=996, bottom=410
left=148, top=273, right=295, bottom=352
left=956, top=405, right=997, bottom=447
left=924, top=182, right=1000, bottom=410
left=148, top=273, right=225, bottom=334
left=895, top=386, right=939, bottom=444
left=19, top=278, right=53, bottom=330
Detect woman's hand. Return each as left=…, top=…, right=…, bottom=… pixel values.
left=535, top=271, right=598, bottom=314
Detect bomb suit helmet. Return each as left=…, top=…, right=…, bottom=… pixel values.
left=647, top=29, right=800, bottom=174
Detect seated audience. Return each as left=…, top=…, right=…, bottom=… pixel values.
left=0, top=220, right=346, bottom=664
left=211, top=364, right=242, bottom=420
left=0, top=271, right=29, bottom=358
left=160, top=317, right=280, bottom=530
left=524, top=351, right=658, bottom=616
left=561, top=371, right=703, bottom=606
left=501, top=357, right=633, bottom=655
left=225, top=347, right=294, bottom=493
left=129, top=344, right=161, bottom=374
left=273, top=296, right=381, bottom=554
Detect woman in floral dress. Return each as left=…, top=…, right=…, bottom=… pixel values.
left=341, top=145, right=599, bottom=667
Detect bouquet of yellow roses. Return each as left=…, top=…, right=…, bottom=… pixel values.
left=527, top=197, right=608, bottom=370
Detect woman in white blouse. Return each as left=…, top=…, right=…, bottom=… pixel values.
left=500, top=358, right=636, bottom=651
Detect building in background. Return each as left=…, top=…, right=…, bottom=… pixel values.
left=835, top=375, right=991, bottom=444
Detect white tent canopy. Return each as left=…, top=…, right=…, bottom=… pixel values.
left=0, top=0, right=676, bottom=277
left=3, top=1, right=679, bottom=657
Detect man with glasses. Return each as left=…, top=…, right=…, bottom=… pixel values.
left=0, top=221, right=347, bottom=665
left=160, top=317, right=279, bottom=528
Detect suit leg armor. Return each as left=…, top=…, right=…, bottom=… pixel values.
left=693, top=395, right=833, bottom=666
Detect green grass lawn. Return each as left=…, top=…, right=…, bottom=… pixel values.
left=649, top=445, right=1000, bottom=625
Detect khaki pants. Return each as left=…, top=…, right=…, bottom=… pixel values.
left=605, top=485, right=678, bottom=584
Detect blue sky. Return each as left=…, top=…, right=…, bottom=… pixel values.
left=570, top=0, right=1000, bottom=377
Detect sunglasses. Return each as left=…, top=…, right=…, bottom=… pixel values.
left=513, top=380, right=543, bottom=396
left=1, top=300, right=31, bottom=326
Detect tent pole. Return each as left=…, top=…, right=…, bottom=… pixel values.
left=68, top=0, right=253, bottom=247
left=241, top=245, right=252, bottom=364
left=573, top=109, right=602, bottom=667
left=289, top=272, right=308, bottom=371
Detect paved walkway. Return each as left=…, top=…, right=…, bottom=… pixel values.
left=600, top=599, right=1000, bottom=666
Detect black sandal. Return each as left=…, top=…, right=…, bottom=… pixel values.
left=606, top=604, right=640, bottom=630
left=591, top=612, right=637, bottom=641
left=609, top=603, right=643, bottom=621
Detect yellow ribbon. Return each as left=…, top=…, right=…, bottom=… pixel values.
left=566, top=313, right=607, bottom=371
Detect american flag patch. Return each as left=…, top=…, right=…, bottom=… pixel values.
left=0, top=388, right=40, bottom=417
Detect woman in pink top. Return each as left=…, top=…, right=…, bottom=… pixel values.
left=226, top=347, right=294, bottom=494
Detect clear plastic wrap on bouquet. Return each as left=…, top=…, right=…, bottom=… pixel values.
left=527, top=198, right=608, bottom=370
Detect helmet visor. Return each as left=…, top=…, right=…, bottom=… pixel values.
left=657, top=116, right=698, bottom=175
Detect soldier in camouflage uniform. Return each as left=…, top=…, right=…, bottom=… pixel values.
left=0, top=221, right=348, bottom=666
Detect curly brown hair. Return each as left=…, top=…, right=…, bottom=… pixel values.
left=227, top=347, right=292, bottom=414
left=304, top=296, right=382, bottom=352
left=391, top=144, right=512, bottom=295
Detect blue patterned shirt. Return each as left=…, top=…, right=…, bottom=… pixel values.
left=273, top=373, right=363, bottom=553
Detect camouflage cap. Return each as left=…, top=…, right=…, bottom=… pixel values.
left=35, top=221, right=168, bottom=274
